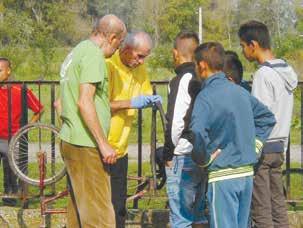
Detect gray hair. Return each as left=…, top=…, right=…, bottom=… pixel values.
left=121, top=31, right=153, bottom=50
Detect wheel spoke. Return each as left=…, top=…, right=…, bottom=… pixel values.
left=8, top=123, right=66, bottom=186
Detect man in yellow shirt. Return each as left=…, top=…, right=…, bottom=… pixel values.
left=106, top=31, right=161, bottom=228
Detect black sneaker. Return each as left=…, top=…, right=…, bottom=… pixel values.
left=2, top=196, right=17, bottom=207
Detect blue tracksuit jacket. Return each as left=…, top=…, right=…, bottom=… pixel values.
left=190, top=72, right=276, bottom=182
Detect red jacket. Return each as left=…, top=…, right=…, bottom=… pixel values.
left=0, top=84, right=43, bottom=139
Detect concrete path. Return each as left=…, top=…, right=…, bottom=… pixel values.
left=12, top=143, right=303, bottom=163
left=128, top=144, right=303, bottom=163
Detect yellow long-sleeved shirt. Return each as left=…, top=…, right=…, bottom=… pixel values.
left=106, top=51, right=152, bottom=158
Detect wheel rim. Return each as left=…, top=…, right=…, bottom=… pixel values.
left=8, top=123, right=66, bottom=186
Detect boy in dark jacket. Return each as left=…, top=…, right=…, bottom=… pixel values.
left=239, top=20, right=298, bottom=228
left=191, top=42, right=276, bottom=228
left=223, top=50, right=251, bottom=92
left=163, top=31, right=207, bottom=228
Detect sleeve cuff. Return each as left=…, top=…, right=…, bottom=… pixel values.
left=255, top=138, right=263, bottom=155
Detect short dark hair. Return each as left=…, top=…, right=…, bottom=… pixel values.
left=194, top=42, right=225, bottom=71
left=238, top=20, right=271, bottom=49
left=223, top=51, right=243, bottom=84
left=0, top=57, right=11, bottom=68
left=224, top=50, right=238, bottom=59
left=174, top=31, right=199, bottom=48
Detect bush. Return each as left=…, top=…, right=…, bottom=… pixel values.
left=148, top=43, right=174, bottom=70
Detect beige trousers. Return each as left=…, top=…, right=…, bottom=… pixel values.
left=61, top=141, right=115, bottom=228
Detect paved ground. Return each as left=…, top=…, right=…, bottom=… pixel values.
left=14, top=143, right=303, bottom=164
left=288, top=145, right=303, bottom=163
left=128, top=144, right=303, bottom=163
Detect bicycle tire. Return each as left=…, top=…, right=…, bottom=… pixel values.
left=8, top=123, right=66, bottom=186
left=282, top=168, right=303, bottom=204
left=150, top=102, right=167, bottom=190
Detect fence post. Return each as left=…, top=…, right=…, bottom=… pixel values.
left=301, top=85, right=303, bottom=169
left=133, top=109, right=143, bottom=209
left=20, top=83, right=29, bottom=208
left=51, top=83, right=56, bottom=195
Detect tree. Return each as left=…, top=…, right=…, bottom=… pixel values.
left=236, top=0, right=297, bottom=46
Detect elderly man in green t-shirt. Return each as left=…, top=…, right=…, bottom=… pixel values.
left=58, top=14, right=126, bottom=227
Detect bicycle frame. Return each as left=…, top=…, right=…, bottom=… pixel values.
left=38, top=152, right=68, bottom=228
left=6, top=94, right=167, bottom=226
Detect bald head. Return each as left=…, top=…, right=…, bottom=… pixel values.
left=91, top=14, right=127, bottom=58
left=173, top=31, right=199, bottom=64
left=93, top=14, right=126, bottom=38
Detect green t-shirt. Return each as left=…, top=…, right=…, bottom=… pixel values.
left=59, top=39, right=110, bottom=147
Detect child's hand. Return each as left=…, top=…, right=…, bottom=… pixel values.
left=197, top=149, right=221, bottom=168
left=211, top=149, right=221, bottom=160
left=165, top=160, right=173, bottom=167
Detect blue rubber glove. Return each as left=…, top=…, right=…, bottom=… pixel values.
left=150, top=95, right=162, bottom=104
left=131, top=95, right=163, bottom=109
left=131, top=95, right=153, bottom=109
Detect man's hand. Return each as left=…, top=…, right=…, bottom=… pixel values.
left=78, top=83, right=117, bottom=164
left=99, top=142, right=117, bottom=164
left=54, top=99, right=62, bottom=116
left=131, top=95, right=162, bottom=109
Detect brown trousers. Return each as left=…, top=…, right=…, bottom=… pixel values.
left=251, top=153, right=289, bottom=228
left=61, top=141, right=115, bottom=228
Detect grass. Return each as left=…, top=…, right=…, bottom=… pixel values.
left=0, top=162, right=167, bottom=210
left=0, top=161, right=302, bottom=211
left=282, top=163, right=303, bottom=211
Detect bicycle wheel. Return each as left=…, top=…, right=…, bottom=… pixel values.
left=150, top=102, right=167, bottom=190
left=8, top=123, right=66, bottom=186
left=282, top=168, right=303, bottom=207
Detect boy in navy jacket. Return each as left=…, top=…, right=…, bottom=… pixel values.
left=190, top=42, right=276, bottom=228
left=223, top=50, right=251, bottom=92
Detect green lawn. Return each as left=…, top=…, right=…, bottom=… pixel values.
left=283, top=163, right=303, bottom=210
left=0, top=162, right=167, bottom=210
left=0, top=162, right=302, bottom=211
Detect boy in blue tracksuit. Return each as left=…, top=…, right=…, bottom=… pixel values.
left=190, top=42, right=276, bottom=228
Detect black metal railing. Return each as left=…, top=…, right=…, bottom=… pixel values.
left=0, top=81, right=59, bottom=206
left=1, top=80, right=303, bottom=208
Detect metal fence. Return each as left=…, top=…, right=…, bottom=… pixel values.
left=1, top=80, right=303, bottom=208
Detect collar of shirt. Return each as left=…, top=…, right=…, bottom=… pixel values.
left=202, top=71, right=226, bottom=89
left=174, top=62, right=195, bottom=76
